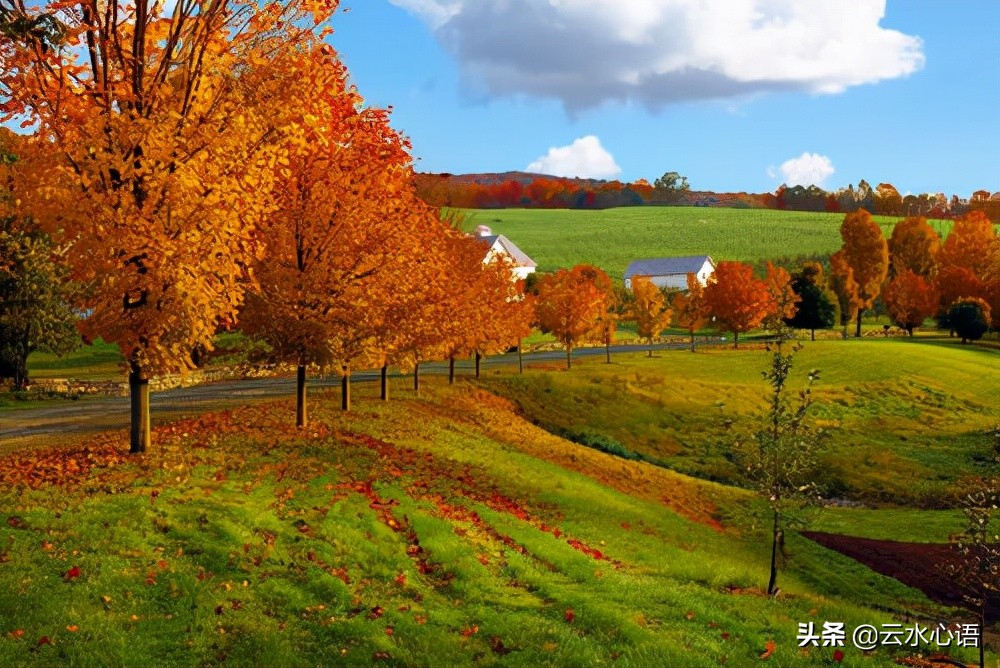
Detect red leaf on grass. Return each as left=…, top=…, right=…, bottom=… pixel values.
left=833, top=649, right=844, bottom=663
left=760, top=639, right=776, bottom=659
left=460, top=625, right=478, bottom=637
left=64, top=566, right=81, bottom=581
left=564, top=609, right=575, bottom=623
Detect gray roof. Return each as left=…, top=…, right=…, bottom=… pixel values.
left=480, top=235, right=537, bottom=268
left=624, top=255, right=714, bottom=279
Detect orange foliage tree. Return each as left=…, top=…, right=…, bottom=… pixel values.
left=629, top=276, right=673, bottom=356
left=0, top=0, right=337, bottom=452
left=939, top=211, right=998, bottom=280
left=828, top=252, right=860, bottom=333
left=672, top=273, right=710, bottom=351
left=536, top=265, right=612, bottom=369
left=241, top=50, right=425, bottom=421
left=763, top=263, right=800, bottom=333
left=888, top=217, right=940, bottom=278
left=837, top=210, right=889, bottom=337
left=883, top=270, right=938, bottom=336
left=703, top=261, right=774, bottom=349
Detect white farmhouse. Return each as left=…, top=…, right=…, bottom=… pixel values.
left=475, top=226, right=537, bottom=281
left=624, top=255, right=715, bottom=290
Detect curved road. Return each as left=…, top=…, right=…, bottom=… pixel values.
left=0, top=338, right=732, bottom=447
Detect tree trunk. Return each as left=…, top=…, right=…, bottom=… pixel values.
left=855, top=308, right=864, bottom=338
left=12, top=352, right=29, bottom=392
left=296, top=364, right=307, bottom=428
left=648, top=339, right=653, bottom=357
left=413, top=362, right=420, bottom=395
left=767, top=509, right=780, bottom=596
left=565, top=347, right=572, bottom=370
left=605, top=337, right=611, bottom=364
left=979, top=603, right=986, bottom=668
left=448, top=356, right=455, bottom=384
left=518, top=339, right=523, bottom=374
left=810, top=328, right=815, bottom=342
left=128, top=364, right=151, bottom=453
left=381, top=365, right=389, bottom=401
left=474, top=352, right=481, bottom=379
left=690, top=332, right=696, bottom=352
left=341, top=365, right=350, bottom=412
left=733, top=331, right=739, bottom=349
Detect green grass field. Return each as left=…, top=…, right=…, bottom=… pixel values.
left=482, top=337, right=1000, bottom=509
left=0, top=367, right=981, bottom=666
left=459, top=206, right=954, bottom=280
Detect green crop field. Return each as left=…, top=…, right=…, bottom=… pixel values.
left=459, top=207, right=953, bottom=280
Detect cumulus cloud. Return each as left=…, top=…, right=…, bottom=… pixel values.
left=390, top=0, right=924, bottom=110
left=776, top=152, right=835, bottom=187
left=526, top=136, right=622, bottom=179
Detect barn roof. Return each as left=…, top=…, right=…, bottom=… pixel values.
left=624, top=255, right=714, bottom=279
left=480, top=235, right=537, bottom=268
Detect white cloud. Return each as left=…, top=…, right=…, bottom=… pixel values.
left=778, top=152, right=835, bottom=187
left=526, top=136, right=622, bottom=179
left=390, top=0, right=924, bottom=110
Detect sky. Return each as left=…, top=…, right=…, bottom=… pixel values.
left=328, top=0, right=1000, bottom=197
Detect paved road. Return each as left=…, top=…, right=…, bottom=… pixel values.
left=0, top=338, right=730, bottom=446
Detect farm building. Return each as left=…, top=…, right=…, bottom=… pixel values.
left=624, top=255, right=715, bottom=290
left=475, top=226, right=537, bottom=281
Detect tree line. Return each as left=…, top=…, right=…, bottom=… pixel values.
left=414, top=171, right=1000, bottom=223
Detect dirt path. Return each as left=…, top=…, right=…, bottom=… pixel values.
left=802, top=531, right=998, bottom=622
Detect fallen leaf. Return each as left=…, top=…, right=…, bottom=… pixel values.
left=460, top=625, right=478, bottom=637
left=66, top=625, right=78, bottom=633
left=760, top=639, right=776, bottom=660
left=564, top=609, right=575, bottom=623
left=64, top=566, right=81, bottom=581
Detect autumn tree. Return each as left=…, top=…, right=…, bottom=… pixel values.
left=939, top=211, right=998, bottom=280
left=536, top=265, right=612, bottom=369
left=763, top=262, right=800, bottom=334
left=242, top=50, right=427, bottom=420
left=837, top=210, right=889, bottom=337
left=828, top=252, right=860, bottom=333
left=597, top=284, right=629, bottom=363
left=0, top=0, right=338, bottom=452
left=0, top=137, right=79, bottom=389
left=703, top=261, right=773, bottom=349
left=629, top=276, right=673, bottom=356
left=888, top=217, right=940, bottom=278
left=672, top=273, right=710, bottom=352
left=883, top=270, right=938, bottom=336
left=785, top=263, right=837, bottom=341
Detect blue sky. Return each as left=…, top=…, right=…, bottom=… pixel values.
left=329, top=0, right=999, bottom=197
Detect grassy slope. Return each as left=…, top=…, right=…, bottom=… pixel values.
left=482, top=338, right=1000, bottom=508
left=459, top=207, right=954, bottom=280
left=0, top=379, right=976, bottom=666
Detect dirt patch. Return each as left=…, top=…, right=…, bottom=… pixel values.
left=802, top=531, right=999, bottom=622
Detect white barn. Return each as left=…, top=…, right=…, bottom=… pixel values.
left=624, top=256, right=715, bottom=290
left=475, top=227, right=537, bottom=281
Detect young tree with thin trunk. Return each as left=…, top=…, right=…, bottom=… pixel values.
left=763, top=262, right=800, bottom=335
left=703, top=261, right=773, bottom=349
left=672, top=273, right=709, bottom=352
left=733, top=337, right=823, bottom=597
left=1, top=0, right=338, bottom=452
left=629, top=275, right=673, bottom=357
left=836, top=210, right=889, bottom=337
left=535, top=265, right=612, bottom=369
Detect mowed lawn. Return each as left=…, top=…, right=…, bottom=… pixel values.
left=482, top=337, right=1000, bottom=509
left=459, top=207, right=953, bottom=279
left=0, top=375, right=977, bottom=667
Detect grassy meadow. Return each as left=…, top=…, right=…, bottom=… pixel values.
left=459, top=206, right=953, bottom=279
left=0, top=366, right=984, bottom=666
left=483, top=338, right=1000, bottom=509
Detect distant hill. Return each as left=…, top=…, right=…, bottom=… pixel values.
left=419, top=170, right=611, bottom=188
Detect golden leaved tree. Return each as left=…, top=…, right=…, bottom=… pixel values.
left=241, top=46, right=426, bottom=422
left=0, top=0, right=338, bottom=451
